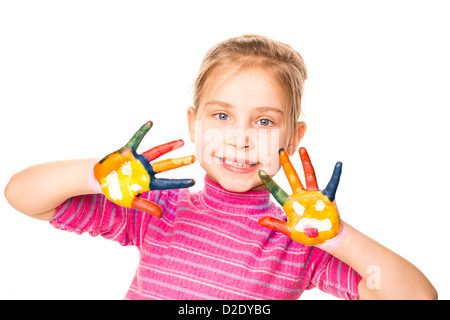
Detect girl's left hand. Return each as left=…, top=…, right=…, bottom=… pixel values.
left=258, top=148, right=342, bottom=246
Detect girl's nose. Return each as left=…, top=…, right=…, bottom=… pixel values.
left=229, top=136, right=249, bottom=149
left=226, top=128, right=255, bottom=150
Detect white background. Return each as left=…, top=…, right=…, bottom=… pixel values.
left=1, top=0, right=449, bottom=300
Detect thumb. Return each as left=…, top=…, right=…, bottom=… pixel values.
left=258, top=217, right=291, bottom=238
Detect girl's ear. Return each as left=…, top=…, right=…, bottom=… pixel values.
left=187, top=106, right=196, bottom=143
left=286, top=121, right=306, bottom=156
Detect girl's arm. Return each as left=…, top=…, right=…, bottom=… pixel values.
left=328, top=221, right=437, bottom=300
left=4, top=158, right=100, bottom=221
left=5, top=121, right=196, bottom=222
left=258, top=148, right=437, bottom=300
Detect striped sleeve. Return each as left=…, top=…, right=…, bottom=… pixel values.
left=307, top=247, right=361, bottom=300
left=50, top=192, right=155, bottom=248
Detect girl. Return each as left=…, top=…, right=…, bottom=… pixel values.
left=4, top=34, right=436, bottom=300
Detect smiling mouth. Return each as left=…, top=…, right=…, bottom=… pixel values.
left=219, top=158, right=258, bottom=169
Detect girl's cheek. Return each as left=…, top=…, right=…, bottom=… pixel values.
left=194, top=122, right=224, bottom=166
left=257, top=129, right=282, bottom=175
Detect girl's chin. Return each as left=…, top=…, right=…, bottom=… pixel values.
left=203, top=161, right=273, bottom=192
left=208, top=173, right=263, bottom=193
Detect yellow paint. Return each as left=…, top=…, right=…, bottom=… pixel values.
left=282, top=192, right=340, bottom=245
left=95, top=151, right=150, bottom=208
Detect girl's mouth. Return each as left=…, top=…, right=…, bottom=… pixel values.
left=219, top=158, right=259, bottom=172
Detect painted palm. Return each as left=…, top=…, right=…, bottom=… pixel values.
left=94, top=121, right=195, bottom=218
left=258, top=148, right=342, bottom=245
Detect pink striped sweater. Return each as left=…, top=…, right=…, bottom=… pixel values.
left=51, top=175, right=361, bottom=300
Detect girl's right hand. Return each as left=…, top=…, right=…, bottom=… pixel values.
left=93, top=121, right=195, bottom=218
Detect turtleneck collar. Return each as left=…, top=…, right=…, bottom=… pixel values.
left=198, top=175, right=273, bottom=215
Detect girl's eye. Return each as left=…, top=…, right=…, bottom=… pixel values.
left=257, top=118, right=273, bottom=126
left=214, top=113, right=230, bottom=121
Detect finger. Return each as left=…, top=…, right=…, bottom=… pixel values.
left=131, top=197, right=163, bottom=218
left=151, top=155, right=196, bottom=173
left=258, top=217, right=291, bottom=238
left=142, top=139, right=185, bottom=162
left=279, top=148, right=303, bottom=193
left=125, top=121, right=153, bottom=151
left=258, top=169, right=289, bottom=206
left=299, top=147, right=319, bottom=191
left=322, top=162, right=342, bottom=202
left=149, top=178, right=195, bottom=190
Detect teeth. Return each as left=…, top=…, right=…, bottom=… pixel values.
left=223, top=159, right=256, bottom=168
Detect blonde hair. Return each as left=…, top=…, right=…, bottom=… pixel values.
left=192, top=34, right=308, bottom=138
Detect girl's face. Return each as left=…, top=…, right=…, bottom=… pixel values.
left=188, top=66, right=304, bottom=192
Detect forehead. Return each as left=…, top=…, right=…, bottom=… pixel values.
left=199, top=65, right=286, bottom=112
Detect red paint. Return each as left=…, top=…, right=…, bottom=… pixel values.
left=303, top=227, right=318, bottom=238
left=132, top=197, right=163, bottom=218
left=258, top=217, right=291, bottom=238
left=299, top=147, right=319, bottom=191
left=143, top=139, right=184, bottom=161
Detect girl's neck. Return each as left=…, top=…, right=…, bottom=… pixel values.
left=199, top=175, right=273, bottom=215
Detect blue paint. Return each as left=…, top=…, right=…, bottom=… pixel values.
left=321, top=162, right=342, bottom=202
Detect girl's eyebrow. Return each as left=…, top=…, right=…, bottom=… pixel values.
left=254, top=106, right=285, bottom=115
left=204, top=100, right=233, bottom=109
left=205, top=100, right=284, bottom=115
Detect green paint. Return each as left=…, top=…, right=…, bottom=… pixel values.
left=258, top=169, right=289, bottom=206
left=125, top=121, right=153, bottom=151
